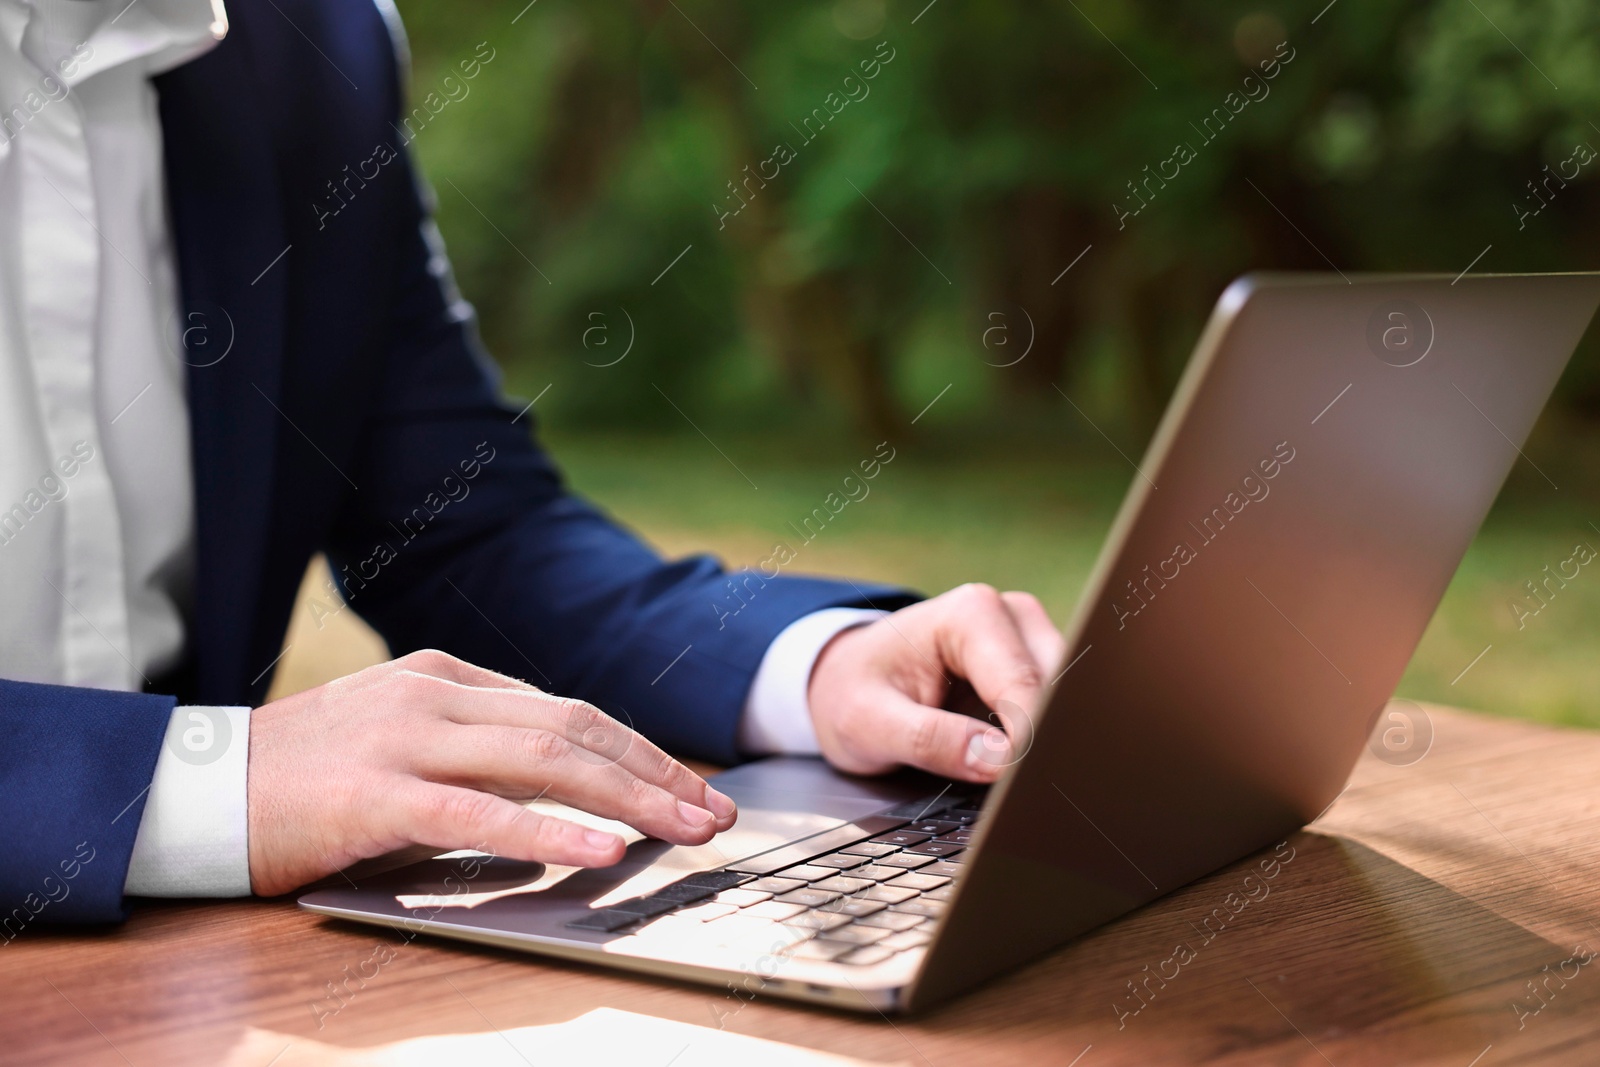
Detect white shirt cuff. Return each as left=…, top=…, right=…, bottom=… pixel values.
left=124, top=706, right=253, bottom=897
left=738, top=608, right=888, bottom=756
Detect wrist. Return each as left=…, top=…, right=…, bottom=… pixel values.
left=806, top=623, right=868, bottom=727
left=741, top=608, right=885, bottom=757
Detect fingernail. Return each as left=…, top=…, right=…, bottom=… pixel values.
left=678, top=799, right=715, bottom=827
left=965, top=729, right=1010, bottom=776
left=583, top=829, right=619, bottom=851
left=703, top=787, right=736, bottom=820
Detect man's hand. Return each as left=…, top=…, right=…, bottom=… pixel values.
left=246, top=650, right=736, bottom=896
left=807, top=584, right=1067, bottom=783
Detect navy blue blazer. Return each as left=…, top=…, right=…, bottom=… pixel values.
left=0, top=0, right=908, bottom=928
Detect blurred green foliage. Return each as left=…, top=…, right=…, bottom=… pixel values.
left=356, top=1, right=1600, bottom=728
left=396, top=0, right=1600, bottom=439
left=545, top=420, right=1600, bottom=729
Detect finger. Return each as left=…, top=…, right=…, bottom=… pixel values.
left=424, top=681, right=737, bottom=830
left=1000, top=592, right=1068, bottom=679
left=933, top=584, right=1048, bottom=719
left=423, top=724, right=722, bottom=845
left=836, top=688, right=1006, bottom=783
left=397, top=782, right=626, bottom=868
left=390, top=648, right=541, bottom=691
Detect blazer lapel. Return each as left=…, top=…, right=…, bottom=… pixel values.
left=156, top=41, right=289, bottom=704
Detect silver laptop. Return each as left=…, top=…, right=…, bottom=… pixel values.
left=301, top=271, right=1600, bottom=1012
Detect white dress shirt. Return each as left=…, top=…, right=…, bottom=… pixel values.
left=0, top=0, right=879, bottom=899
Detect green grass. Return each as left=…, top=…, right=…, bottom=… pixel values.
left=542, top=417, right=1600, bottom=732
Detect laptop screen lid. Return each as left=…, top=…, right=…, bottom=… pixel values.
left=906, top=271, right=1600, bottom=1010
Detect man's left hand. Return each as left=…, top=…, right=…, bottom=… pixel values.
left=807, top=584, right=1067, bottom=783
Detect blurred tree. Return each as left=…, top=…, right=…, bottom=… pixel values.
left=394, top=0, right=1600, bottom=436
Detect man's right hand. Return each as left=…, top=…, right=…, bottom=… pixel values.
left=245, top=650, right=737, bottom=896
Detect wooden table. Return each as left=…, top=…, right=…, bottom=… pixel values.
left=6, top=703, right=1600, bottom=1067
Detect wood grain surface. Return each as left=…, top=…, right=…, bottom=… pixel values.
left=4, top=703, right=1598, bottom=1066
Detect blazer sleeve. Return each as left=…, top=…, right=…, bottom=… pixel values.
left=322, top=135, right=914, bottom=766
left=0, top=679, right=174, bottom=927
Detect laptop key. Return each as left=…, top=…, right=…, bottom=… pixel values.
left=856, top=910, right=924, bottom=932
left=849, top=864, right=906, bottom=882
left=776, top=864, right=839, bottom=883
left=674, top=902, right=738, bottom=923
left=875, top=852, right=935, bottom=870
left=816, top=924, right=892, bottom=946
left=812, top=875, right=874, bottom=895
left=890, top=899, right=945, bottom=917
left=839, top=841, right=899, bottom=858
left=871, top=831, right=932, bottom=847
left=609, top=896, right=680, bottom=918
left=776, top=887, right=842, bottom=908
left=862, top=884, right=920, bottom=904
left=839, top=945, right=897, bottom=966
left=882, top=929, right=933, bottom=950
left=904, top=820, right=963, bottom=836
left=944, top=808, right=982, bottom=824
left=565, top=909, right=642, bottom=932
left=822, top=898, right=887, bottom=918
left=783, top=910, right=853, bottom=932
left=651, top=883, right=718, bottom=904
left=714, top=888, right=772, bottom=908
left=906, top=841, right=963, bottom=858
left=889, top=872, right=951, bottom=891
left=808, top=853, right=871, bottom=870
left=924, top=886, right=956, bottom=902
left=679, top=870, right=755, bottom=891
left=748, top=875, right=807, bottom=895
left=790, top=939, right=854, bottom=962
left=920, top=861, right=963, bottom=879
left=746, top=900, right=808, bottom=921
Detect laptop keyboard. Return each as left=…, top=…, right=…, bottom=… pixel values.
left=565, top=791, right=982, bottom=967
